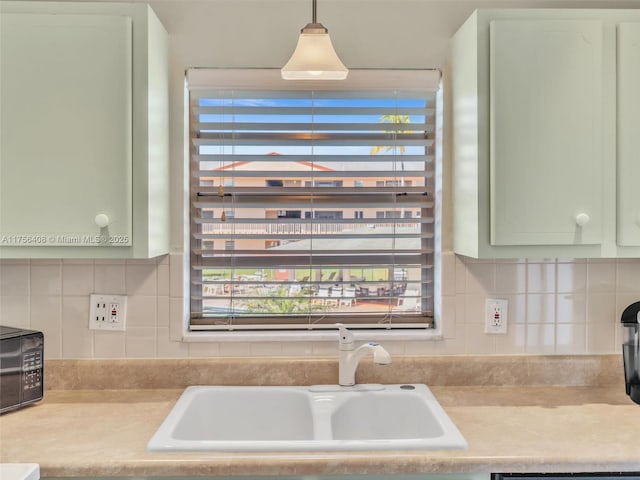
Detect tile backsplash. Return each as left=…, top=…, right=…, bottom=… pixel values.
left=1, top=253, right=638, bottom=359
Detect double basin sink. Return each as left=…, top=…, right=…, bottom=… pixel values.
left=147, top=384, right=467, bottom=452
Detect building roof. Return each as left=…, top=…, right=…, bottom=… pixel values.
left=214, top=153, right=334, bottom=172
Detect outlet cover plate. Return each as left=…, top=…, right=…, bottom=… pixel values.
left=485, top=298, right=508, bottom=334
left=89, top=294, right=127, bottom=331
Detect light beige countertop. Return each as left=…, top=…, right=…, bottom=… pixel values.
left=1, top=386, right=639, bottom=477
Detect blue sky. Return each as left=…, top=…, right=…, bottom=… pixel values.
left=197, top=96, right=428, bottom=170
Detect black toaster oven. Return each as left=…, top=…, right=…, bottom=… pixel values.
left=0, top=326, right=44, bottom=413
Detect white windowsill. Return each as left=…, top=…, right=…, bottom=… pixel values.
left=182, top=328, right=442, bottom=343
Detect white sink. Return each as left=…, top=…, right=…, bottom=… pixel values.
left=147, top=384, right=467, bottom=452
left=170, top=387, right=315, bottom=441
left=330, top=390, right=446, bottom=441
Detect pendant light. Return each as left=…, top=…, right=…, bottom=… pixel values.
left=281, top=0, right=348, bottom=80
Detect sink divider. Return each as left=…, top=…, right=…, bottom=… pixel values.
left=309, top=396, right=335, bottom=441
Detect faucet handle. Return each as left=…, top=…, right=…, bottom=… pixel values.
left=336, top=323, right=354, bottom=350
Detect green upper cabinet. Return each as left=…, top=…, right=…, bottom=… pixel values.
left=452, top=9, right=640, bottom=258
left=489, top=19, right=604, bottom=247
left=617, top=22, right=640, bottom=247
left=1, top=13, right=133, bottom=246
left=0, top=2, right=169, bottom=258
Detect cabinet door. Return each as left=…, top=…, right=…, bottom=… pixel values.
left=617, top=22, right=640, bottom=247
left=489, top=20, right=604, bottom=246
left=0, top=13, right=132, bottom=246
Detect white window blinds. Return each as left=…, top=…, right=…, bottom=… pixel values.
left=188, top=69, right=439, bottom=331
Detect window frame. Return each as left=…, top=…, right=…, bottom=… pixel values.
left=185, top=69, right=443, bottom=340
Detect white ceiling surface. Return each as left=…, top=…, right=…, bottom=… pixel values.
left=24, top=0, right=640, bottom=69
left=149, top=0, right=640, bottom=69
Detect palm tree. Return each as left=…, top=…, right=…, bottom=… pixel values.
left=371, top=114, right=413, bottom=283
left=371, top=114, right=412, bottom=191
left=371, top=114, right=412, bottom=156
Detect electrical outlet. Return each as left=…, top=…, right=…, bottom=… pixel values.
left=89, top=294, right=127, bottom=331
left=485, top=298, right=508, bottom=334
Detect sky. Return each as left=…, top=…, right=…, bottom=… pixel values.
left=197, top=95, right=429, bottom=174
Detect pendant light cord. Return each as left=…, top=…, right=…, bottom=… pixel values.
left=312, top=0, right=317, bottom=24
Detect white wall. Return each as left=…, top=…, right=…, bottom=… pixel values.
left=2, top=254, right=638, bottom=358
left=2, top=0, right=640, bottom=358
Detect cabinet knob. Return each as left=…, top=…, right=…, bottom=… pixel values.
left=94, top=214, right=110, bottom=228
left=575, top=213, right=590, bottom=227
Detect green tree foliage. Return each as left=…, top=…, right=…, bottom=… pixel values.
left=244, top=287, right=323, bottom=314
left=371, top=114, right=411, bottom=155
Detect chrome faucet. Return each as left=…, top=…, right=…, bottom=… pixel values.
left=337, top=324, right=392, bottom=386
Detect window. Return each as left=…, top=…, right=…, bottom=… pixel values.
left=277, top=210, right=301, bottom=219
left=189, top=69, right=439, bottom=332
left=313, top=211, right=343, bottom=220
left=376, top=180, right=413, bottom=187
left=377, top=211, right=402, bottom=219
left=305, top=180, right=344, bottom=188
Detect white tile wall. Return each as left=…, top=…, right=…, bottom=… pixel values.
left=0, top=253, right=638, bottom=359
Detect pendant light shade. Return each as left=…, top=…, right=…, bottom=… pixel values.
left=281, top=0, right=348, bottom=80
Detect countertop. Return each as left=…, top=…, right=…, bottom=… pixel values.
left=1, top=386, right=639, bottom=477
